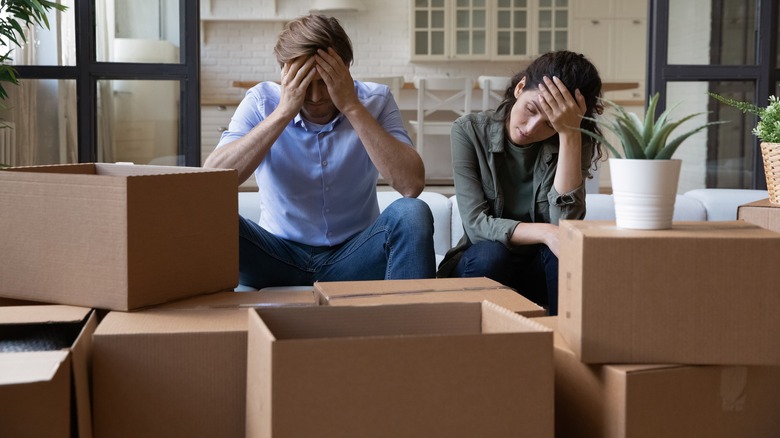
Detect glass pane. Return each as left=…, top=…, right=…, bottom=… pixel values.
left=538, top=31, right=552, bottom=53
left=539, top=0, right=551, bottom=7
left=456, top=31, right=470, bottom=54
left=555, top=31, right=567, bottom=50
left=5, top=0, right=75, bottom=66
left=415, top=11, right=428, bottom=28
left=432, top=0, right=444, bottom=7
left=499, top=0, right=510, bottom=7
left=515, top=0, right=527, bottom=6
left=498, top=11, right=511, bottom=28
left=473, top=31, right=486, bottom=54
left=668, top=0, right=756, bottom=65
left=0, top=79, right=77, bottom=166
left=415, top=32, right=429, bottom=55
left=513, top=31, right=527, bottom=55
left=498, top=32, right=510, bottom=55
left=670, top=81, right=755, bottom=190
left=473, top=10, right=486, bottom=27
left=457, top=10, right=470, bottom=28
left=514, top=11, right=527, bottom=27
left=556, top=0, right=568, bottom=6
left=97, top=80, right=180, bottom=165
left=431, top=31, right=445, bottom=55
left=96, top=0, right=181, bottom=63
left=474, top=0, right=485, bottom=7
left=539, top=11, right=552, bottom=28
left=555, top=10, right=568, bottom=27
left=416, top=0, right=428, bottom=7
left=432, top=10, right=445, bottom=28
left=457, top=0, right=469, bottom=7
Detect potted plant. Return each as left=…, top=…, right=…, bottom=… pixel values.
left=579, top=92, right=723, bottom=229
left=709, top=93, right=780, bottom=205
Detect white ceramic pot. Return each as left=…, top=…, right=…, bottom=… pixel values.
left=609, top=158, right=682, bottom=230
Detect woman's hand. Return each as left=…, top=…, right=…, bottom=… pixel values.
left=538, top=75, right=586, bottom=137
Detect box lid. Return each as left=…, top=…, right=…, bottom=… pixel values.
left=153, top=290, right=318, bottom=310
left=315, top=277, right=506, bottom=301
left=0, top=305, right=91, bottom=325
left=0, top=351, right=69, bottom=385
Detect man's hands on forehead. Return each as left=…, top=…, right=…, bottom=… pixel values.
left=279, top=48, right=358, bottom=115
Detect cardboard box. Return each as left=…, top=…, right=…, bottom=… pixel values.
left=738, top=198, right=780, bottom=232
left=0, top=163, right=238, bottom=310
left=246, top=302, right=554, bottom=438
left=0, top=305, right=97, bottom=438
left=314, top=277, right=547, bottom=316
left=536, top=317, right=780, bottom=438
left=91, top=293, right=316, bottom=438
left=558, top=220, right=780, bottom=365
left=151, top=288, right=318, bottom=310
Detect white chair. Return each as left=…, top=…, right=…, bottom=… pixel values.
left=408, top=77, right=473, bottom=155
left=477, top=75, right=511, bottom=111
left=355, top=76, right=404, bottom=98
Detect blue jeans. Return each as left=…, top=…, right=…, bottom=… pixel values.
left=237, top=198, right=436, bottom=289
left=452, top=240, right=559, bottom=315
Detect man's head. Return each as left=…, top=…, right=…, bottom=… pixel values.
left=274, top=14, right=354, bottom=68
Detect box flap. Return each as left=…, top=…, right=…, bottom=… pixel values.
left=315, top=277, right=505, bottom=301
left=95, top=308, right=248, bottom=336
left=0, top=305, right=91, bottom=325
left=0, top=350, right=69, bottom=385
left=151, top=290, right=318, bottom=310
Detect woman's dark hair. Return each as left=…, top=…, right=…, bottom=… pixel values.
left=497, top=50, right=605, bottom=167
left=274, top=14, right=354, bottom=67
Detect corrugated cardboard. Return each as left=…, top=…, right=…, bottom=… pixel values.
left=738, top=198, right=780, bottom=232
left=91, top=291, right=317, bottom=438
left=536, top=317, right=780, bottom=438
left=150, top=289, right=318, bottom=310
left=246, top=302, right=554, bottom=438
left=0, top=163, right=238, bottom=310
left=315, top=278, right=547, bottom=318
left=0, top=305, right=97, bottom=438
left=314, top=277, right=547, bottom=316
left=558, top=220, right=780, bottom=365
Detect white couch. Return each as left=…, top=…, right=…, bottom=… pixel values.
left=238, top=188, right=769, bottom=265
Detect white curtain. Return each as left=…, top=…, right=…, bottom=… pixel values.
left=95, top=0, right=116, bottom=163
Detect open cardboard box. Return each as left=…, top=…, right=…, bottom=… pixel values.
left=536, top=317, right=780, bottom=438
left=91, top=291, right=317, bottom=438
left=0, top=163, right=238, bottom=310
left=246, top=301, right=554, bottom=437
left=558, top=220, right=780, bottom=365
left=0, top=305, right=97, bottom=438
left=314, top=277, right=547, bottom=316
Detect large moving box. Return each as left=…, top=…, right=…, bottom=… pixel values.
left=536, top=317, right=780, bottom=438
left=91, top=292, right=317, bottom=438
left=246, top=302, right=554, bottom=438
left=738, top=198, right=780, bottom=232
left=0, top=305, right=97, bottom=438
left=0, top=163, right=238, bottom=310
left=314, top=277, right=547, bottom=316
left=558, top=220, right=780, bottom=365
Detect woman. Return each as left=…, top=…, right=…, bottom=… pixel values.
left=437, top=51, right=604, bottom=316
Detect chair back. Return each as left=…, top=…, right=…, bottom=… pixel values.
left=408, top=77, right=474, bottom=155
left=478, top=75, right=512, bottom=111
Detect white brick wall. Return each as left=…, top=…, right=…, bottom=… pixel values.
left=200, top=0, right=523, bottom=103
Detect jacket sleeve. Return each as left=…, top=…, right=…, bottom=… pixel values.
left=451, top=119, right=519, bottom=246
left=546, top=142, right=593, bottom=224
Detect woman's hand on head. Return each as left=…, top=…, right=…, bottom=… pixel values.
left=538, top=76, right=586, bottom=137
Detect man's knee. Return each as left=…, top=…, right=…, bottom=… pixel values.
left=384, top=197, right=433, bottom=230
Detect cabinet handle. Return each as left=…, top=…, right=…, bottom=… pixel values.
left=591, top=20, right=600, bottom=25
left=218, top=126, right=227, bottom=132
left=217, top=105, right=227, bottom=111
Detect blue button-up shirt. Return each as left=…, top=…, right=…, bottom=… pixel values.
left=217, top=80, right=413, bottom=246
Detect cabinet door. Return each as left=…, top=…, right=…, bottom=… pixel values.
left=570, top=0, right=613, bottom=19
left=411, top=0, right=448, bottom=60
left=451, top=0, right=489, bottom=59
left=616, top=0, right=647, bottom=18
left=494, top=0, right=531, bottom=58
left=570, top=18, right=615, bottom=79
left=536, top=0, right=570, bottom=53
left=613, top=18, right=647, bottom=81
left=201, top=104, right=236, bottom=166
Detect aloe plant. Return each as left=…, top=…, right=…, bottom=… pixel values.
left=579, top=93, right=724, bottom=160
left=709, top=93, right=780, bottom=143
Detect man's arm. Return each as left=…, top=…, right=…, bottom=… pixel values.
left=203, top=57, right=318, bottom=185
left=315, top=48, right=425, bottom=198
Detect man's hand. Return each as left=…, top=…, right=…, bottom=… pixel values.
left=314, top=48, right=360, bottom=115
left=278, top=56, right=317, bottom=119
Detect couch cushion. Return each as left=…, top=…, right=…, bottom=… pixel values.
left=683, top=189, right=769, bottom=221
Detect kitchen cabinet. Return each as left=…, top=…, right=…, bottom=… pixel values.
left=200, top=104, right=237, bottom=166
left=410, top=0, right=569, bottom=61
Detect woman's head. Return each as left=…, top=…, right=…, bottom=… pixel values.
left=274, top=14, right=354, bottom=68
left=498, top=51, right=604, bottom=161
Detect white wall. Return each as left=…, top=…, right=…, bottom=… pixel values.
left=200, top=0, right=524, bottom=103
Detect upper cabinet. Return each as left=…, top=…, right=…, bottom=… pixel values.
left=411, top=0, right=570, bottom=61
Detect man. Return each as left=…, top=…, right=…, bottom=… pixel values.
left=204, top=14, right=435, bottom=289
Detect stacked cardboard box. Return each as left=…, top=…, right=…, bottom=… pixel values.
left=738, top=198, right=780, bottom=233
left=549, top=220, right=780, bottom=436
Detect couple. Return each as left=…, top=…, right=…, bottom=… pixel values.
left=204, top=14, right=605, bottom=316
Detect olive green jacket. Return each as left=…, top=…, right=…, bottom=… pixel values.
left=437, top=108, right=592, bottom=277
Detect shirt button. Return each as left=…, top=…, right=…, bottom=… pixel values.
left=325, top=186, right=330, bottom=191
left=322, top=160, right=328, bottom=166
